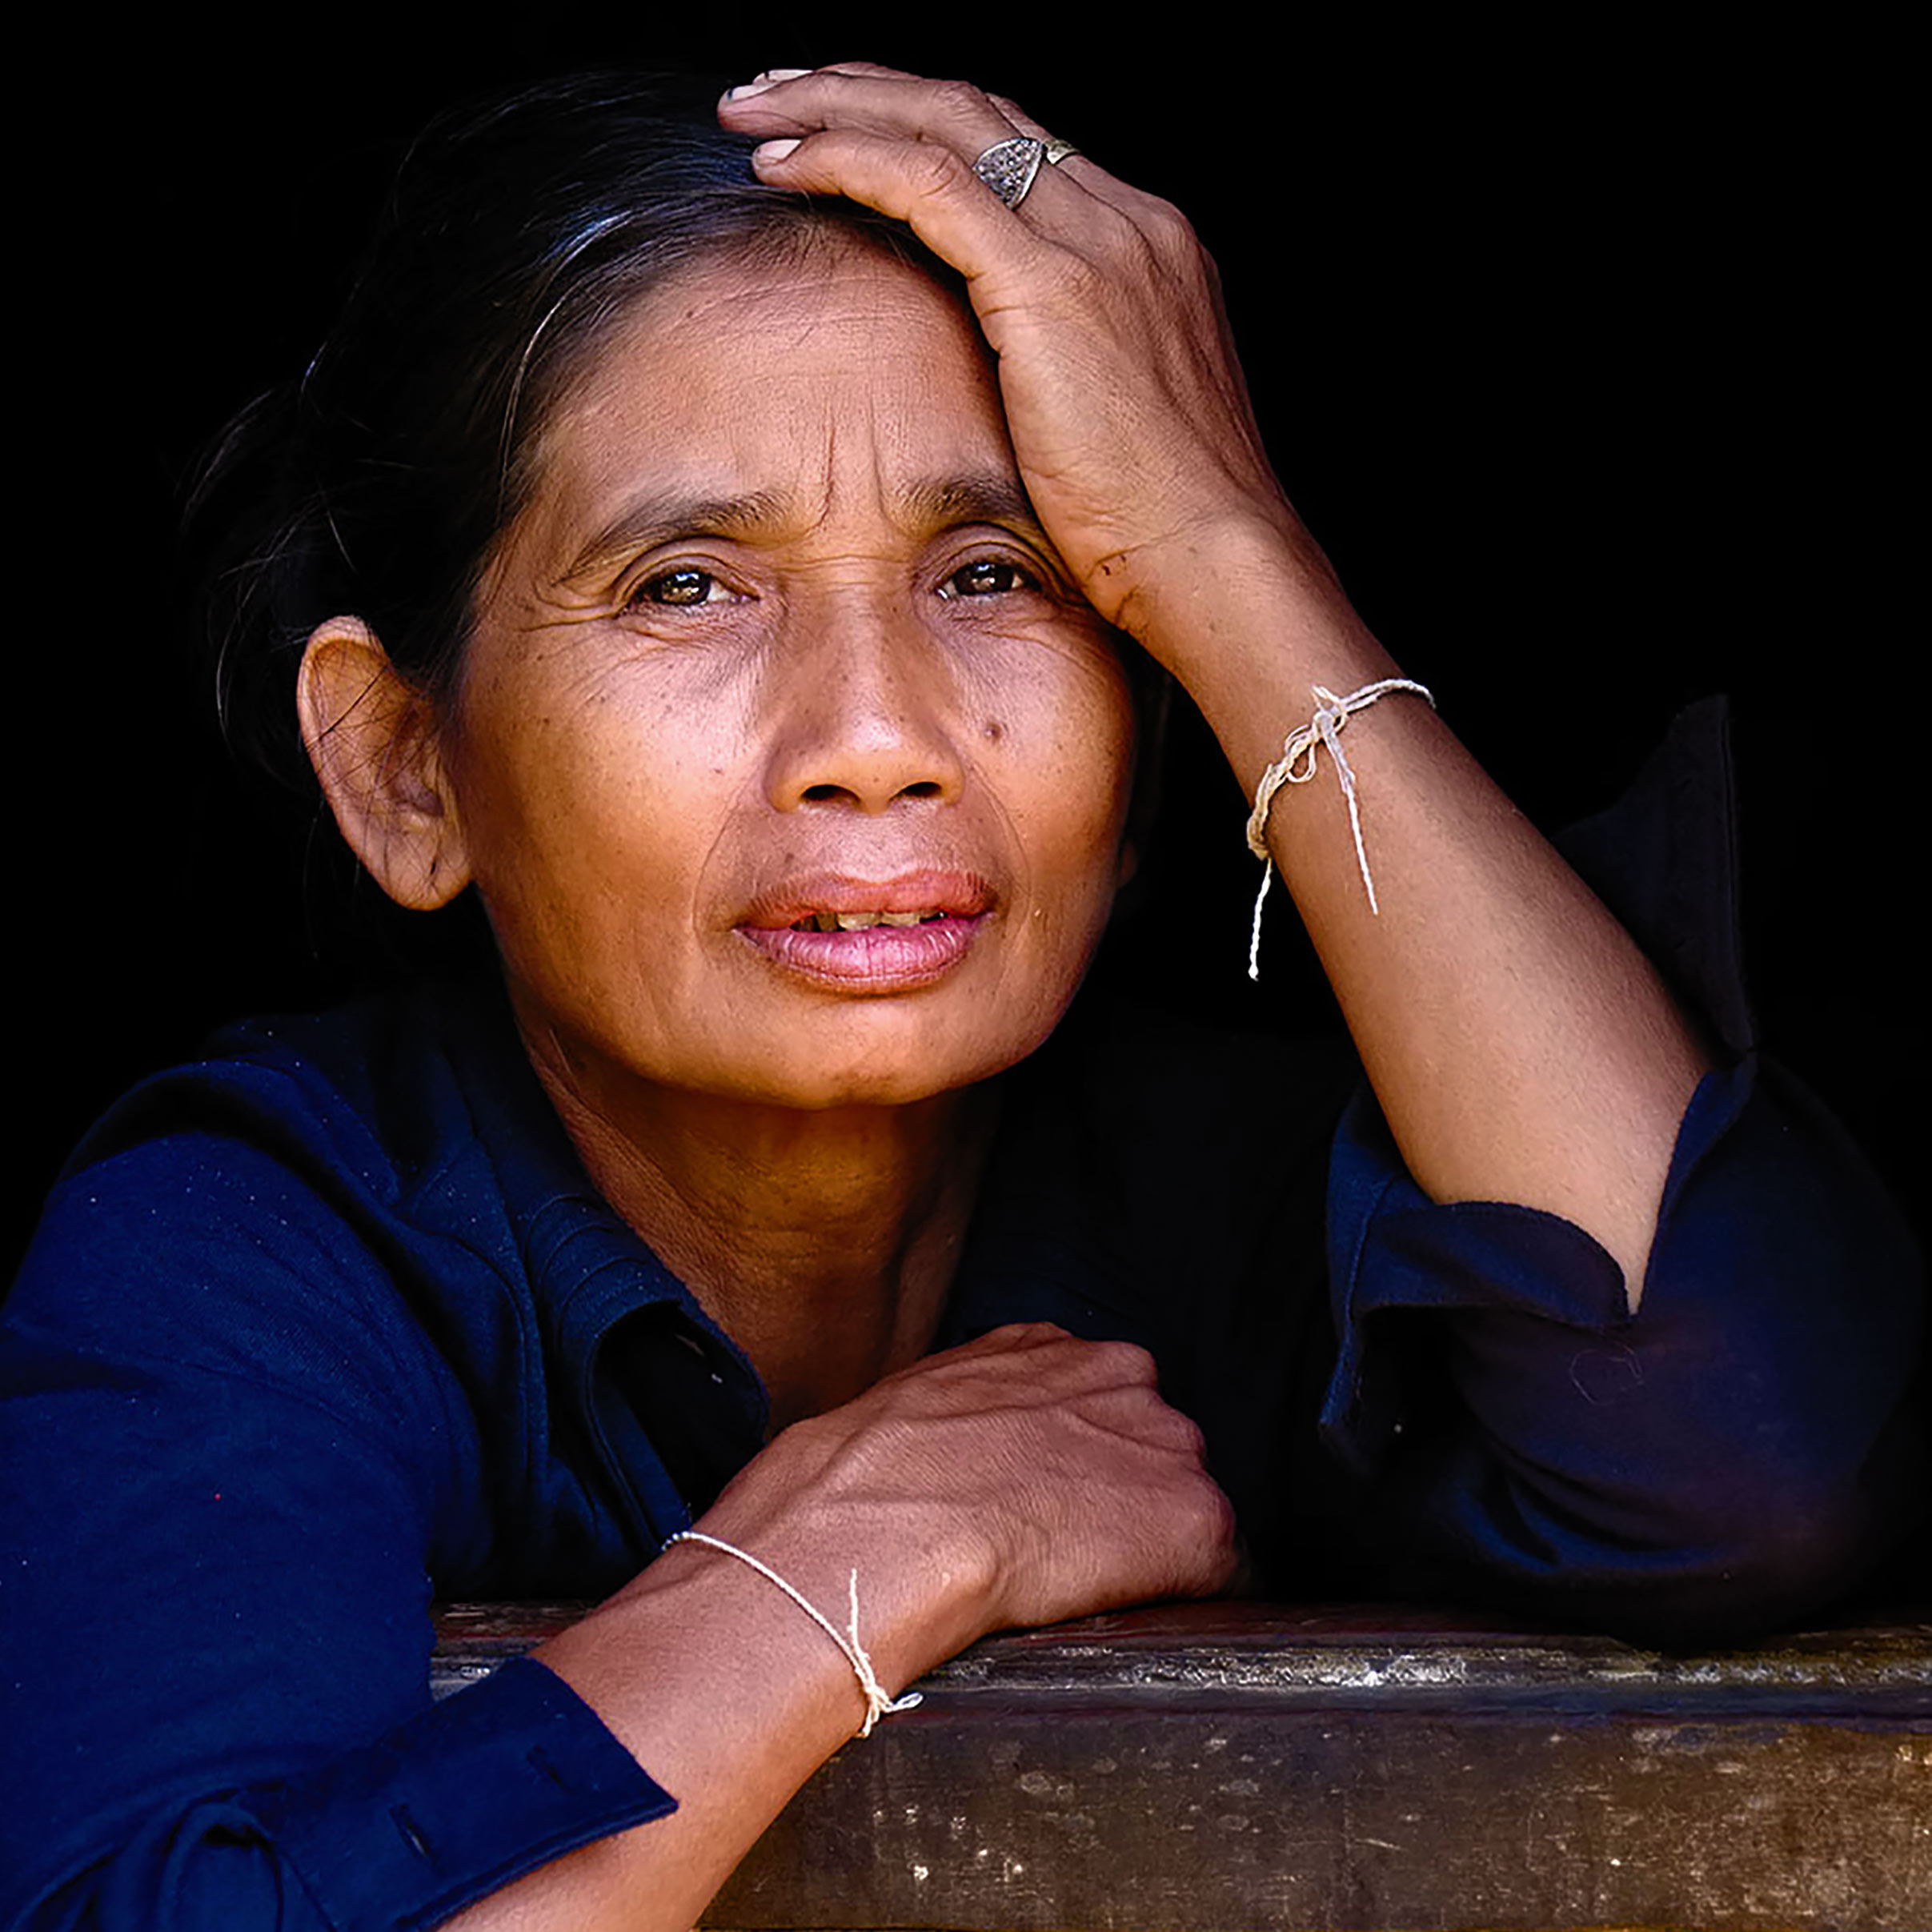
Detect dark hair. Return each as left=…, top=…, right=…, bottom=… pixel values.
left=193, top=71, right=971, bottom=800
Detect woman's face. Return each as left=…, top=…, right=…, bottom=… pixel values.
left=437, top=243, right=1136, bottom=1117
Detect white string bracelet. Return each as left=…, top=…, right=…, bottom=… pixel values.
left=663, top=1529, right=923, bottom=1738
left=1245, top=677, right=1435, bottom=980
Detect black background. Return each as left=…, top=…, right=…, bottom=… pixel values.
left=14, top=18, right=1919, bottom=1273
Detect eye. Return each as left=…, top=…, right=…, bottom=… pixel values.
left=628, top=567, right=726, bottom=609
left=938, top=557, right=1040, bottom=600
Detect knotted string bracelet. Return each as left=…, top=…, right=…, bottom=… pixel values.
left=663, top=1529, right=923, bottom=1737
left=1245, top=678, right=1436, bottom=980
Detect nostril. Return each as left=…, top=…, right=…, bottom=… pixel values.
left=796, top=778, right=947, bottom=806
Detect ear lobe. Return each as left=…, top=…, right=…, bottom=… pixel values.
left=297, top=618, right=471, bottom=911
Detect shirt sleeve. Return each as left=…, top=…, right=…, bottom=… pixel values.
left=0, top=1133, right=672, bottom=1931
left=1315, top=701, right=1926, bottom=1641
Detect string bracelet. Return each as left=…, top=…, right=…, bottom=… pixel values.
left=663, top=1529, right=923, bottom=1738
left=1245, top=677, right=1435, bottom=980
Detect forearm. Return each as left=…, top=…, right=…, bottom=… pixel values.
left=451, top=1539, right=911, bottom=1931
left=1135, top=515, right=1710, bottom=1299
left=454, top=1326, right=1231, bottom=1929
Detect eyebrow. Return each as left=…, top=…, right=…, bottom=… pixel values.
left=563, top=489, right=788, bottom=582
left=896, top=473, right=1041, bottom=534
left=561, top=471, right=1046, bottom=583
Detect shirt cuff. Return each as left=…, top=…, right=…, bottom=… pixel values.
left=1318, top=1052, right=1753, bottom=1476
left=246, top=1657, right=674, bottom=1930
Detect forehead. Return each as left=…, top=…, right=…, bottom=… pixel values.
left=527, top=243, right=1016, bottom=543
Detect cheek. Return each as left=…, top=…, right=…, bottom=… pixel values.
left=984, top=656, right=1138, bottom=900
left=447, top=688, right=691, bottom=940
left=1041, top=650, right=1137, bottom=812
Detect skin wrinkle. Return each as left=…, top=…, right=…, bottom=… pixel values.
left=391, top=244, right=1137, bottom=1421
left=251, top=74, right=1754, bottom=1932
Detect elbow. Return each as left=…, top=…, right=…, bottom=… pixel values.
left=1576, top=1411, right=1925, bottom=1647
left=1654, top=1490, right=1891, bottom=1645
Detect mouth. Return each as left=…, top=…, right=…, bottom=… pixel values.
left=736, top=873, right=994, bottom=989
left=788, top=908, right=955, bottom=932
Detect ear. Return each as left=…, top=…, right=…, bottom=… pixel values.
left=297, top=618, right=471, bottom=911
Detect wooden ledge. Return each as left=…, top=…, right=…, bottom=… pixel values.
left=434, top=1602, right=1932, bottom=1931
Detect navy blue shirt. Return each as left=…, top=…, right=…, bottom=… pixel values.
left=2, top=705, right=1922, bottom=1929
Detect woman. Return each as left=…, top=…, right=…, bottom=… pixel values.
left=2, top=64, right=1919, bottom=1930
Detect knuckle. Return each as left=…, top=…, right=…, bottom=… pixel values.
left=1202, top=1475, right=1238, bottom=1539
left=932, top=78, right=991, bottom=122
left=1140, top=194, right=1198, bottom=250
left=912, top=143, right=976, bottom=202
left=992, top=1320, right=1072, bottom=1346
left=1166, top=1466, right=1237, bottom=1545
left=1198, top=1485, right=1241, bottom=1568
left=1088, top=1337, right=1159, bottom=1382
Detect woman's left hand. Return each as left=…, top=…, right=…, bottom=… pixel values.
left=724, top=63, right=1711, bottom=1303
left=718, top=63, right=1313, bottom=650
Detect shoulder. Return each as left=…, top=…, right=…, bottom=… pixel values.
left=54, top=977, right=510, bottom=1206
left=6, top=980, right=537, bottom=1444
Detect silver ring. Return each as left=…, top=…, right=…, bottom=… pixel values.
left=972, top=135, right=1046, bottom=209
left=1043, top=136, right=1080, bottom=166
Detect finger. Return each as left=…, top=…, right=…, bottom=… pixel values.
left=746, top=124, right=1069, bottom=293
left=945, top=1321, right=1076, bottom=1357
left=726, top=68, right=1150, bottom=228
left=884, top=1322, right=1076, bottom=1381
left=980, top=90, right=1199, bottom=238
left=724, top=69, right=1119, bottom=238
left=721, top=68, right=1017, bottom=151
left=979, top=91, right=1132, bottom=214
left=728, top=71, right=1179, bottom=267
left=1064, top=1390, right=1185, bottom=1465
left=960, top=1329, right=1164, bottom=1393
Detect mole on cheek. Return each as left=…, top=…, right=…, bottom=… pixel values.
left=982, top=719, right=1004, bottom=743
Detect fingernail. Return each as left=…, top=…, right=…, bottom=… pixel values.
left=752, top=138, right=802, bottom=164
left=723, top=67, right=813, bottom=102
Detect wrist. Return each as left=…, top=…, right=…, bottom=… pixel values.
left=1115, top=516, right=1399, bottom=791
left=693, top=1465, right=1002, bottom=1698
left=1110, top=508, right=1349, bottom=662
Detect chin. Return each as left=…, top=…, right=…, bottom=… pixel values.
left=733, top=1012, right=1066, bottom=1114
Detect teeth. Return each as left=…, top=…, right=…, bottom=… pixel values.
left=802, top=910, right=944, bottom=932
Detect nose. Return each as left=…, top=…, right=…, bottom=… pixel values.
left=762, top=595, right=967, bottom=814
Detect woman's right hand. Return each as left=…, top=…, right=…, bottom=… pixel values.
left=691, top=1322, right=1240, bottom=1687
left=465, top=1326, right=1233, bottom=1930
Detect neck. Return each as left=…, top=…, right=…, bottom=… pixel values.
left=524, top=1041, right=1000, bottom=1431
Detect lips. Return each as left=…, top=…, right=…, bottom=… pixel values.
left=736, top=872, right=994, bottom=988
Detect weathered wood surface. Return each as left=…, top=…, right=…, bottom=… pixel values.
left=432, top=1601, right=1932, bottom=1931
